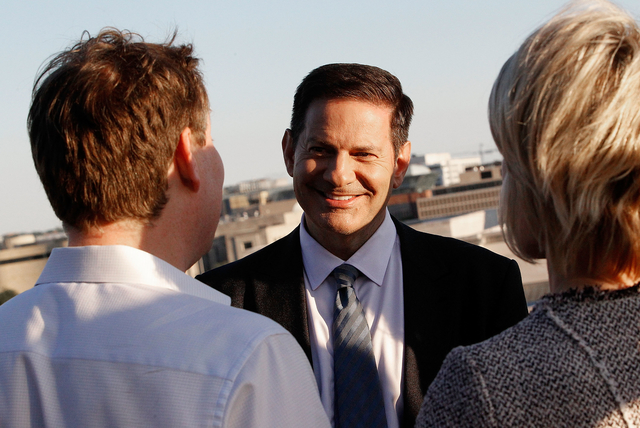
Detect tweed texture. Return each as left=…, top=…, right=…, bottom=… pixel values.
left=416, top=286, right=640, bottom=428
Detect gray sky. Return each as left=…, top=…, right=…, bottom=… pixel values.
left=2, top=0, right=639, bottom=236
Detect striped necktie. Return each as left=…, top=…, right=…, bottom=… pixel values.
left=332, top=264, right=388, bottom=428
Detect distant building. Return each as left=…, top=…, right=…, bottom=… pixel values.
left=394, top=163, right=438, bottom=195
left=388, top=190, right=432, bottom=221
left=410, top=153, right=481, bottom=187
left=0, top=230, right=67, bottom=296
left=199, top=200, right=302, bottom=270
left=223, top=177, right=291, bottom=195
left=388, top=163, right=438, bottom=220
left=220, top=177, right=294, bottom=219
left=388, top=159, right=503, bottom=223
left=416, top=163, right=502, bottom=221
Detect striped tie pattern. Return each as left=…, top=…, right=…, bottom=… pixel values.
left=332, top=264, right=388, bottom=428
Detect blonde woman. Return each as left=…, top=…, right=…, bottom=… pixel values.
left=416, top=1, right=640, bottom=427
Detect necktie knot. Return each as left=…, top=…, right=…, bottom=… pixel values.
left=332, top=264, right=359, bottom=290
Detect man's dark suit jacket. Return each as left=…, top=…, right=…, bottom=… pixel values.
left=197, top=217, right=528, bottom=428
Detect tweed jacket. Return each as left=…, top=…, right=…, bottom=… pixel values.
left=416, top=285, right=640, bottom=428
left=197, top=216, right=528, bottom=427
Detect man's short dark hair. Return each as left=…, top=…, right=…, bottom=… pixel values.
left=28, top=28, right=209, bottom=233
left=289, top=63, right=414, bottom=155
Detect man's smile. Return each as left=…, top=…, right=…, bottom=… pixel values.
left=323, top=192, right=359, bottom=201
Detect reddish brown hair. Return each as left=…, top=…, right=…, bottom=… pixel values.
left=28, top=28, right=209, bottom=232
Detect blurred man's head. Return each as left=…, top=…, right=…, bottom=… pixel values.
left=28, top=29, right=211, bottom=233
left=28, top=29, right=223, bottom=269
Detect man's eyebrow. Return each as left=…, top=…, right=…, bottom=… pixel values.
left=351, top=144, right=377, bottom=152
left=305, top=136, right=328, bottom=145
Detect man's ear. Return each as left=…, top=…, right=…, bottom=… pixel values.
left=282, top=129, right=296, bottom=178
left=392, top=141, right=411, bottom=189
left=173, top=127, right=200, bottom=192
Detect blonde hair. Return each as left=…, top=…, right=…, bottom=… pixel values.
left=490, top=0, right=640, bottom=282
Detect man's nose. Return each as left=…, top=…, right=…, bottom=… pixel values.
left=323, top=152, right=355, bottom=187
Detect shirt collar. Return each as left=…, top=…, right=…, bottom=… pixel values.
left=36, top=245, right=231, bottom=306
left=300, top=210, right=397, bottom=290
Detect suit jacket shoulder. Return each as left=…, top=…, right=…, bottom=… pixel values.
left=396, top=217, right=527, bottom=352
left=400, top=220, right=525, bottom=315
left=196, top=227, right=312, bottom=360
left=394, top=218, right=528, bottom=425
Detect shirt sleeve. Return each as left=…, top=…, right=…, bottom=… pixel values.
left=415, top=347, right=496, bottom=428
left=224, top=331, right=331, bottom=428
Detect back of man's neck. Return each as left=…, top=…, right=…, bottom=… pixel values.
left=65, top=220, right=192, bottom=272
left=66, top=220, right=144, bottom=248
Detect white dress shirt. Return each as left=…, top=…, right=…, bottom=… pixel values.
left=300, top=210, right=404, bottom=428
left=0, top=245, right=330, bottom=428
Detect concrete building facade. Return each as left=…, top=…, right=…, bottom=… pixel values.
left=0, top=232, right=68, bottom=295
left=410, top=153, right=482, bottom=187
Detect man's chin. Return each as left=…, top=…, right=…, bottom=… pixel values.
left=315, top=214, right=369, bottom=237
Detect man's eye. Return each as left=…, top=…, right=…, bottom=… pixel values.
left=310, top=147, right=327, bottom=154
left=354, top=152, right=373, bottom=158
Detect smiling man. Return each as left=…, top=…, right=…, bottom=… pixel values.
left=197, top=63, right=528, bottom=428
left=287, top=97, right=409, bottom=260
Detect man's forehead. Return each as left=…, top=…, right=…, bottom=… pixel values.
left=298, top=99, right=396, bottom=152
left=302, top=98, right=393, bottom=128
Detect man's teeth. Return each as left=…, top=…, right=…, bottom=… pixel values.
left=328, top=194, right=354, bottom=201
